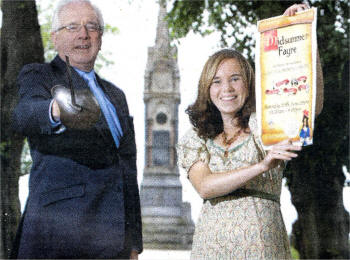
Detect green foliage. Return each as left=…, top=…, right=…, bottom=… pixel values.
left=291, top=246, right=300, bottom=259
left=104, top=24, right=120, bottom=34
left=168, top=0, right=349, bottom=65
left=167, top=0, right=206, bottom=39
left=94, top=50, right=115, bottom=72
left=313, top=0, right=349, bottom=87
left=168, top=0, right=297, bottom=63
left=36, top=1, right=55, bottom=62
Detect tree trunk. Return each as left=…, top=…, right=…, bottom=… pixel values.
left=287, top=60, right=349, bottom=259
left=0, top=0, right=44, bottom=258
left=288, top=162, right=349, bottom=259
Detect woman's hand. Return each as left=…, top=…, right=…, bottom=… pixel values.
left=129, top=250, right=138, bottom=260
left=260, top=139, right=302, bottom=171
left=283, top=3, right=310, bottom=16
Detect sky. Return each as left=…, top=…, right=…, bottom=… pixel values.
left=6, top=0, right=349, bottom=236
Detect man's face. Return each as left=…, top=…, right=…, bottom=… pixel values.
left=51, top=2, right=102, bottom=71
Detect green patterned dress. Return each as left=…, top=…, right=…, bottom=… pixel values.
left=177, top=113, right=291, bottom=260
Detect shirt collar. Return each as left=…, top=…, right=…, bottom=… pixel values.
left=73, top=67, right=95, bottom=81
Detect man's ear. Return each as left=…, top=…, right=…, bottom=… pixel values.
left=98, top=33, right=103, bottom=50
left=51, top=32, right=57, bottom=50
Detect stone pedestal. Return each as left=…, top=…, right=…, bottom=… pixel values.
left=141, top=168, right=194, bottom=249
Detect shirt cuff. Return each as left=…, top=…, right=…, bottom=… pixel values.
left=49, top=99, right=61, bottom=125
left=49, top=99, right=66, bottom=134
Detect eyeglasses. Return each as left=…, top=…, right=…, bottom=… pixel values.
left=56, top=23, right=102, bottom=33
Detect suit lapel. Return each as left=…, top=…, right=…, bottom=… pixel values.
left=51, top=55, right=89, bottom=91
left=95, top=74, right=128, bottom=133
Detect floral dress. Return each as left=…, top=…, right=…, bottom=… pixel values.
left=177, top=113, right=291, bottom=260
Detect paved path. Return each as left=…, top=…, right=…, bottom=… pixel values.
left=139, top=249, right=191, bottom=260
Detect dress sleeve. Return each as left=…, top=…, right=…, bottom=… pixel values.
left=177, top=128, right=210, bottom=174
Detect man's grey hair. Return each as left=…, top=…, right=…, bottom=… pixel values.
left=51, top=0, right=104, bottom=33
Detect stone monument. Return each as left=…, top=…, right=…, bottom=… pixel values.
left=140, top=1, right=195, bottom=250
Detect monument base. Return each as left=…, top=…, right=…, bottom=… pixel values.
left=142, top=211, right=195, bottom=250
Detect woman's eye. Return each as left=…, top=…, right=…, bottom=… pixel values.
left=231, top=76, right=240, bottom=82
left=212, top=80, right=221, bottom=85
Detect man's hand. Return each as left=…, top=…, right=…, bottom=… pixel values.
left=129, top=249, right=138, bottom=260
left=52, top=99, right=61, bottom=122
left=283, top=3, right=309, bottom=16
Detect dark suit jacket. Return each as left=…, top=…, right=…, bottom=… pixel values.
left=11, top=55, right=142, bottom=259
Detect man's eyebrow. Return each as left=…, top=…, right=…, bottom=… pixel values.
left=66, top=21, right=99, bottom=25
left=65, top=22, right=79, bottom=25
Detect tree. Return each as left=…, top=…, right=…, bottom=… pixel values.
left=167, top=0, right=349, bottom=258
left=0, top=0, right=44, bottom=258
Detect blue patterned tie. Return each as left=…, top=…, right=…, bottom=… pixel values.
left=77, top=70, right=123, bottom=148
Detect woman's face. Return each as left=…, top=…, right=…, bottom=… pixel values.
left=209, top=58, right=247, bottom=118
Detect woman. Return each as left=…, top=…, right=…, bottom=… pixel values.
left=177, top=4, right=319, bottom=259
left=299, top=114, right=311, bottom=146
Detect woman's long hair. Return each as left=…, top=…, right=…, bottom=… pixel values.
left=302, top=115, right=309, bottom=128
left=186, top=49, right=255, bottom=140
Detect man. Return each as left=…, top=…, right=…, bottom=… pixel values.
left=11, top=0, right=142, bottom=258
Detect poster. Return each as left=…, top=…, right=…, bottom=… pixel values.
left=255, top=8, right=317, bottom=148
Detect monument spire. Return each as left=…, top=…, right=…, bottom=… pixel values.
left=140, top=1, right=194, bottom=250
left=155, top=1, right=170, bottom=53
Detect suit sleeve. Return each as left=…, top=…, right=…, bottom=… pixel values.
left=12, top=65, right=60, bottom=136
left=124, top=150, right=143, bottom=253
left=117, top=94, right=143, bottom=253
